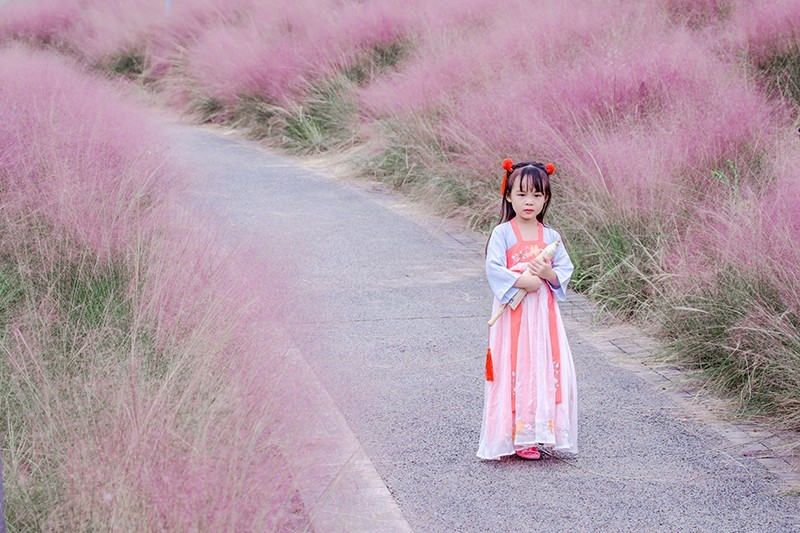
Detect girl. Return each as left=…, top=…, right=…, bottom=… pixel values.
left=477, top=159, right=578, bottom=460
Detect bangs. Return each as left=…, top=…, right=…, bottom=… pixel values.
left=515, top=166, right=547, bottom=193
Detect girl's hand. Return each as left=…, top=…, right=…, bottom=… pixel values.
left=528, top=257, right=556, bottom=283
left=519, top=274, right=543, bottom=292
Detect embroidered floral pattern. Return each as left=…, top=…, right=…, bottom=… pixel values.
left=510, top=244, right=541, bottom=265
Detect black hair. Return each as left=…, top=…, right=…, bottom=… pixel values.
left=485, top=161, right=553, bottom=256
left=499, top=162, right=552, bottom=224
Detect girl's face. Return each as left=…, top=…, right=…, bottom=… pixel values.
left=506, top=178, right=547, bottom=222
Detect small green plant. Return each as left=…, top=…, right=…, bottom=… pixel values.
left=365, top=115, right=456, bottom=188
left=372, top=139, right=424, bottom=187
left=711, top=159, right=740, bottom=202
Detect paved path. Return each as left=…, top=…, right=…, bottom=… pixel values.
left=172, top=123, right=800, bottom=531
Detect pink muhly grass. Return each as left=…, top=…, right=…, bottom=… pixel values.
left=355, top=2, right=800, bottom=410
left=0, top=0, right=79, bottom=47
left=55, top=0, right=164, bottom=64
left=728, top=0, right=800, bottom=61
left=0, top=44, right=171, bottom=264
left=0, top=0, right=248, bottom=71
left=56, top=215, right=300, bottom=529
left=364, top=1, right=780, bottom=220
left=359, top=0, right=636, bottom=118
left=0, top=0, right=156, bottom=63
left=1, top=46, right=303, bottom=528
left=181, top=0, right=411, bottom=105
left=723, top=138, right=800, bottom=310
left=0, top=0, right=490, bottom=110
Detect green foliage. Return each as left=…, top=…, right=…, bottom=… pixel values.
left=371, top=138, right=426, bottom=188
left=761, top=44, right=800, bottom=108
left=0, top=257, right=24, bottom=330
left=343, top=39, right=411, bottom=85
left=227, top=75, right=358, bottom=153
left=281, top=76, right=358, bottom=153
left=197, top=96, right=226, bottom=124
left=372, top=40, right=408, bottom=70
left=108, top=49, right=146, bottom=77
left=565, top=219, right=667, bottom=317
left=8, top=257, right=134, bottom=385
left=283, top=107, right=326, bottom=151
left=662, top=268, right=800, bottom=424
left=365, top=116, right=451, bottom=188
left=0, top=247, right=156, bottom=526
left=230, top=95, right=280, bottom=138
left=711, top=159, right=740, bottom=201
left=53, top=259, right=130, bottom=332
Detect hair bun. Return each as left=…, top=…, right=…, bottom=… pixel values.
left=502, top=158, right=514, bottom=172
left=544, top=163, right=555, bottom=175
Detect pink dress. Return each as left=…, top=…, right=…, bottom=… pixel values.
left=477, top=219, right=578, bottom=459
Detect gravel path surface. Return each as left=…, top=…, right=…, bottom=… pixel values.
left=172, top=124, right=800, bottom=532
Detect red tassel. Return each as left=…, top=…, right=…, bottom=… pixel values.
left=485, top=347, right=494, bottom=381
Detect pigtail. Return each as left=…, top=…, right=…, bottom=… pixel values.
left=500, top=158, right=514, bottom=196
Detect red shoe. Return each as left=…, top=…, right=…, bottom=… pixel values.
left=515, top=446, right=541, bottom=460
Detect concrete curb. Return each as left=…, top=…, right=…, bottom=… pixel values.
left=277, top=346, right=413, bottom=531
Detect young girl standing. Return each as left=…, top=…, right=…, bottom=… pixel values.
left=477, top=159, right=578, bottom=460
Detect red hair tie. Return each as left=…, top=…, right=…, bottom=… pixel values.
left=545, top=163, right=555, bottom=175
left=500, top=158, right=514, bottom=195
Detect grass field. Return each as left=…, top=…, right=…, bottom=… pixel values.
left=0, top=46, right=302, bottom=529
left=1, top=0, right=799, bottom=525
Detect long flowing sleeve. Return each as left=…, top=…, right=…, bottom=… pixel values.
left=485, top=224, right=522, bottom=304
left=545, top=227, right=574, bottom=301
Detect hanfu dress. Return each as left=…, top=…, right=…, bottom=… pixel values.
left=477, top=218, right=578, bottom=459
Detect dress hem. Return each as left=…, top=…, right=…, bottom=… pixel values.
left=477, top=443, right=578, bottom=461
